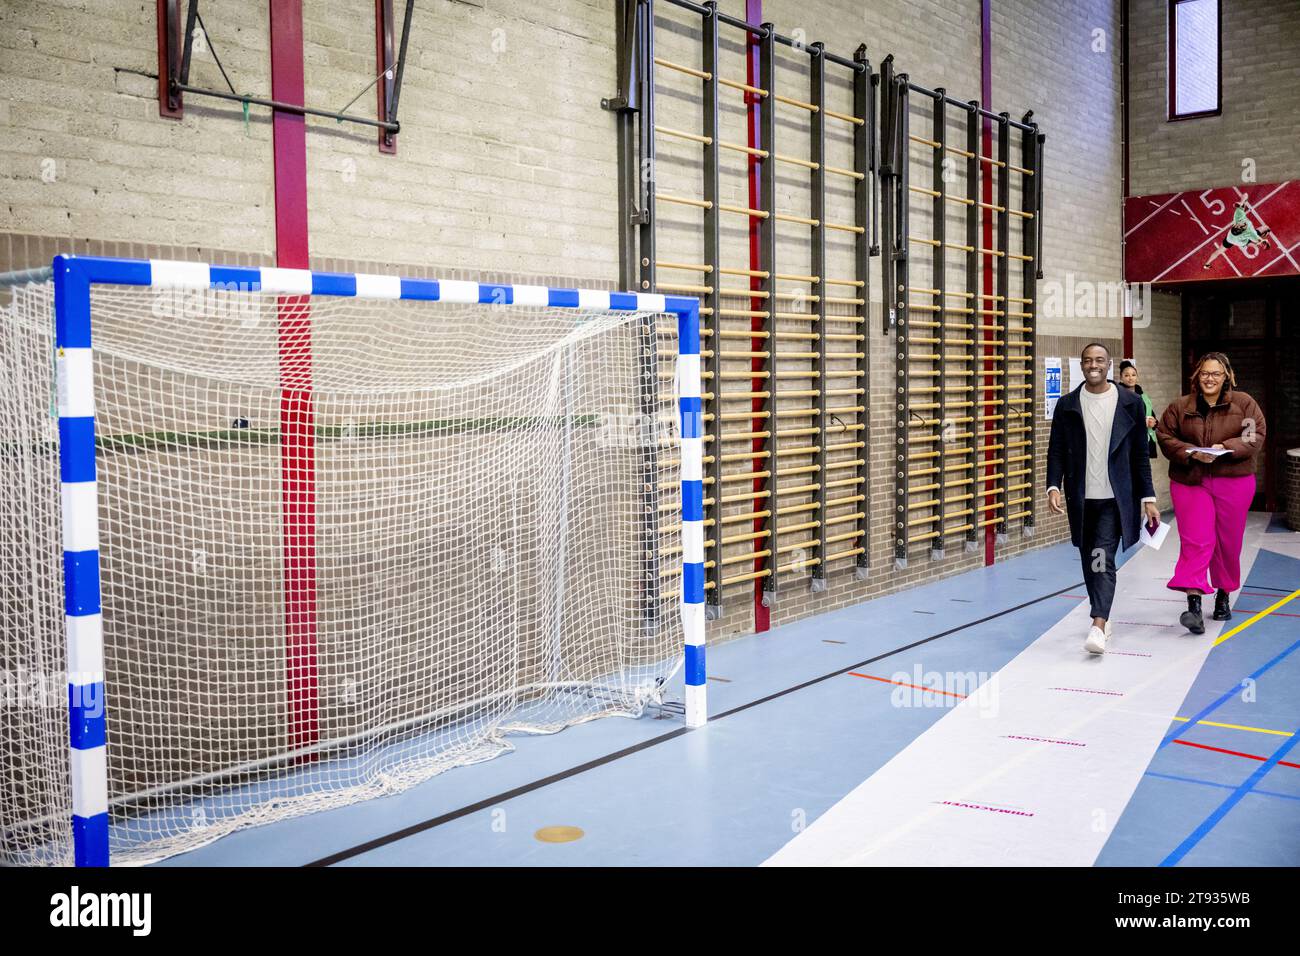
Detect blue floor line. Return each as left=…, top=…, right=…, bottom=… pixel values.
left=325, top=578, right=1080, bottom=865
left=1160, top=638, right=1300, bottom=748
left=1159, top=548, right=1300, bottom=749
left=336, top=595, right=1081, bottom=867
left=155, top=533, right=1297, bottom=867
left=1095, top=545, right=1300, bottom=866
left=1171, top=655, right=1300, bottom=737
left=1159, top=723, right=1300, bottom=866
left=163, top=541, right=1082, bottom=866
left=1144, top=770, right=1300, bottom=803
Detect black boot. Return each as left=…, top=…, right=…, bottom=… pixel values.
left=1180, top=593, right=1206, bottom=634
left=1213, top=588, right=1232, bottom=621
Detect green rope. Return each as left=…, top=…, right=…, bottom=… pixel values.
left=0, top=415, right=604, bottom=458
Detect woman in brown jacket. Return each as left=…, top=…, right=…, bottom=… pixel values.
left=1156, top=352, right=1266, bottom=634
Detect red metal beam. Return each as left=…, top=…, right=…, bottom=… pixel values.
left=1122, top=0, right=1133, bottom=358
left=269, top=0, right=319, bottom=758
left=980, top=0, right=995, bottom=566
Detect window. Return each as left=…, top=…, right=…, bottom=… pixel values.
left=1168, top=0, right=1221, bottom=120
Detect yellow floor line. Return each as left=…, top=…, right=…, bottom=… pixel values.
left=1170, top=716, right=1294, bottom=738
left=1213, top=588, right=1300, bottom=646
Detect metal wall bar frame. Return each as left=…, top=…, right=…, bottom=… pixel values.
left=993, top=112, right=1011, bottom=544
left=615, top=0, right=880, bottom=613
left=881, top=58, right=1044, bottom=567
left=755, top=23, right=778, bottom=606
left=702, top=1, right=724, bottom=614
left=809, top=42, right=829, bottom=589
left=930, top=89, right=948, bottom=560
left=964, top=98, right=982, bottom=551
left=854, top=44, right=873, bottom=577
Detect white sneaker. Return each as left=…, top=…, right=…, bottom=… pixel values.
left=1104, top=620, right=1113, bottom=638
left=1085, top=625, right=1108, bottom=655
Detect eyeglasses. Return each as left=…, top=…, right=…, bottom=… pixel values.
left=1198, top=371, right=1226, bottom=380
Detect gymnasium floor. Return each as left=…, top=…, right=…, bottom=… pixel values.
left=163, top=515, right=1300, bottom=868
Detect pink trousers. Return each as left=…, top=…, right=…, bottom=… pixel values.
left=1167, top=475, right=1255, bottom=594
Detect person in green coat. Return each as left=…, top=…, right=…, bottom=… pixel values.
left=1119, top=359, right=1157, bottom=458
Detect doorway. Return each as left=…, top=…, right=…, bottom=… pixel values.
left=1181, top=278, right=1300, bottom=513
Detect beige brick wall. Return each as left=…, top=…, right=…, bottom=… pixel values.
left=1129, top=0, right=1300, bottom=195
left=1132, top=287, right=1183, bottom=506
left=1124, top=0, right=1298, bottom=509
left=989, top=0, right=1126, bottom=568
left=0, top=0, right=275, bottom=252
left=693, top=0, right=1128, bottom=637
left=2, top=0, right=1138, bottom=646
left=303, top=0, right=623, bottom=278
left=995, top=0, right=1124, bottom=342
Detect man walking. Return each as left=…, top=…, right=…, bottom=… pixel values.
left=1047, top=343, right=1161, bottom=654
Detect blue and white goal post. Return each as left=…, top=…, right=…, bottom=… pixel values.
left=3, top=254, right=707, bottom=867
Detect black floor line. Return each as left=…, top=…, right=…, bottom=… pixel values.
left=305, top=578, right=1085, bottom=866
left=1245, top=584, right=1299, bottom=594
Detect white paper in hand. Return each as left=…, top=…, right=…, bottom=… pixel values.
left=1140, top=518, right=1169, bottom=550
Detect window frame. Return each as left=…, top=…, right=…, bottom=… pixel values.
left=1167, top=0, right=1222, bottom=121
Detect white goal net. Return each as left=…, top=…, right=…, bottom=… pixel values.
left=1, top=277, right=683, bottom=865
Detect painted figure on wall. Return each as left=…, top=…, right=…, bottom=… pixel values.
left=1202, top=200, right=1274, bottom=270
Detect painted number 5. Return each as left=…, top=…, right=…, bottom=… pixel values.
left=1199, top=190, right=1226, bottom=217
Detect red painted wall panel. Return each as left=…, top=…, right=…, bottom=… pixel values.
left=269, top=0, right=319, bottom=756
left=1124, top=181, right=1299, bottom=284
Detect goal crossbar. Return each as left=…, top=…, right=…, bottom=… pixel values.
left=25, top=254, right=706, bottom=866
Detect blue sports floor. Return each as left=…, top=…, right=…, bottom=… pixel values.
left=163, top=523, right=1300, bottom=867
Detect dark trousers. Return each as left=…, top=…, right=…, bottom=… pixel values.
left=1080, top=498, right=1122, bottom=620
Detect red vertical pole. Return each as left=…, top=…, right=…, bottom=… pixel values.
left=1121, top=0, right=1133, bottom=360
left=746, top=0, right=769, bottom=632
left=980, top=0, right=996, bottom=567
left=269, top=0, right=318, bottom=756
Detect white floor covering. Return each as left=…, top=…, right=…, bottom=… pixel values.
left=764, top=514, right=1271, bottom=867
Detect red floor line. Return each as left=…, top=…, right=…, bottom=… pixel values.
left=1173, top=738, right=1300, bottom=770
left=848, top=672, right=967, bottom=699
